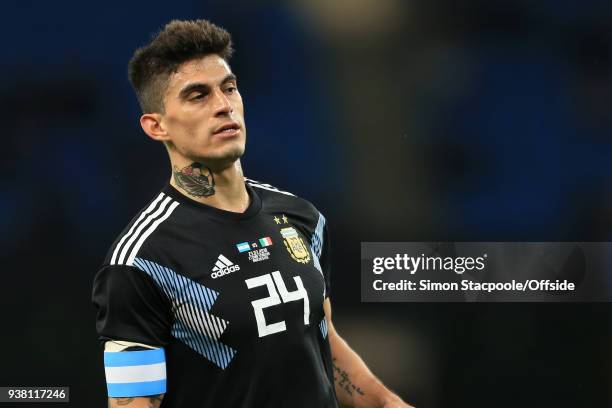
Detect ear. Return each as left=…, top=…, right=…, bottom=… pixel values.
left=140, top=113, right=171, bottom=142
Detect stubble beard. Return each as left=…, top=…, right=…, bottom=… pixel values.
left=190, top=142, right=245, bottom=172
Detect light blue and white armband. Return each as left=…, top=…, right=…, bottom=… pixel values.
left=104, top=347, right=167, bottom=397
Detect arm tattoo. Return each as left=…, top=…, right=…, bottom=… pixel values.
left=148, top=395, right=164, bottom=408
left=173, top=162, right=215, bottom=197
left=332, top=358, right=365, bottom=397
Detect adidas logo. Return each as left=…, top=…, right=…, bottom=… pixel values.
left=211, top=254, right=241, bottom=279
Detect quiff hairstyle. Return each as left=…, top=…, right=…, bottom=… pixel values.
left=128, top=19, right=234, bottom=114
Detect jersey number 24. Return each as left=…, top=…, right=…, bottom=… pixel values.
left=245, top=271, right=309, bottom=337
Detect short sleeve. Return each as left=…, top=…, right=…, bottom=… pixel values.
left=92, top=264, right=172, bottom=347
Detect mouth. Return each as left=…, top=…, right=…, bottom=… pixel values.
left=213, top=121, right=241, bottom=137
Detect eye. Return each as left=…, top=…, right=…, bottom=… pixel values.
left=225, top=85, right=238, bottom=94
left=191, top=93, right=206, bottom=100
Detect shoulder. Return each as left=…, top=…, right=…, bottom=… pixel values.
left=246, top=177, right=327, bottom=244
left=246, top=177, right=322, bottom=218
left=103, top=190, right=181, bottom=267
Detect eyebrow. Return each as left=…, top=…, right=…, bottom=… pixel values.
left=178, top=73, right=237, bottom=99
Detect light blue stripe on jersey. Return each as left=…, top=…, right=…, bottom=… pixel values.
left=104, top=348, right=165, bottom=367
left=237, top=242, right=250, bottom=252
left=311, top=212, right=326, bottom=259
left=319, top=318, right=328, bottom=339
left=107, top=379, right=166, bottom=397
left=310, top=212, right=326, bottom=275
left=132, top=257, right=237, bottom=369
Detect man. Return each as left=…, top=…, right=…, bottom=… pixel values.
left=92, top=19, right=414, bottom=408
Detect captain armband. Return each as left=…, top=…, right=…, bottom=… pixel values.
left=104, top=342, right=167, bottom=397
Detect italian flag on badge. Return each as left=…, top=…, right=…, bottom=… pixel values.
left=258, top=237, right=273, bottom=247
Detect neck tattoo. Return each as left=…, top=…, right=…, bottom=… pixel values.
left=173, top=162, right=215, bottom=197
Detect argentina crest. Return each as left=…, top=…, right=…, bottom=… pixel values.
left=280, top=226, right=311, bottom=264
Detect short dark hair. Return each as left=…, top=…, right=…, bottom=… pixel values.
left=128, top=19, right=234, bottom=114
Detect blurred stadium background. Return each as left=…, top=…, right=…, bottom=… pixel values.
left=1, top=1, right=611, bottom=406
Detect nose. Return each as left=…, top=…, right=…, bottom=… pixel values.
left=211, top=88, right=232, bottom=116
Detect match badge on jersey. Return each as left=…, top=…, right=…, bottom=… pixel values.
left=280, top=226, right=311, bottom=264
left=104, top=348, right=167, bottom=397
left=235, top=237, right=273, bottom=263
left=236, top=237, right=273, bottom=253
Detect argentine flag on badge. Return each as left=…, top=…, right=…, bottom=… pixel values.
left=236, top=242, right=250, bottom=253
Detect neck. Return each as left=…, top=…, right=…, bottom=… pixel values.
left=169, top=159, right=250, bottom=213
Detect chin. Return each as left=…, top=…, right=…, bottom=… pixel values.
left=196, top=145, right=245, bottom=169
left=219, top=143, right=245, bottom=161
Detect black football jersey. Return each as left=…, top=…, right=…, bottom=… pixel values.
left=92, top=179, right=339, bottom=408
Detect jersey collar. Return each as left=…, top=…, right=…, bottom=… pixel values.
left=163, top=181, right=262, bottom=221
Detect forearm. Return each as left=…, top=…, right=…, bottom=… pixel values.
left=329, top=332, right=402, bottom=408
left=108, top=395, right=164, bottom=407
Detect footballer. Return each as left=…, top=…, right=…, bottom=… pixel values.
left=92, top=19, right=414, bottom=408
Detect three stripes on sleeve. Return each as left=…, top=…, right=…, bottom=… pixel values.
left=110, top=193, right=179, bottom=267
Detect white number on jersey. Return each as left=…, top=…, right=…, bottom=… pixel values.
left=245, top=271, right=310, bottom=338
